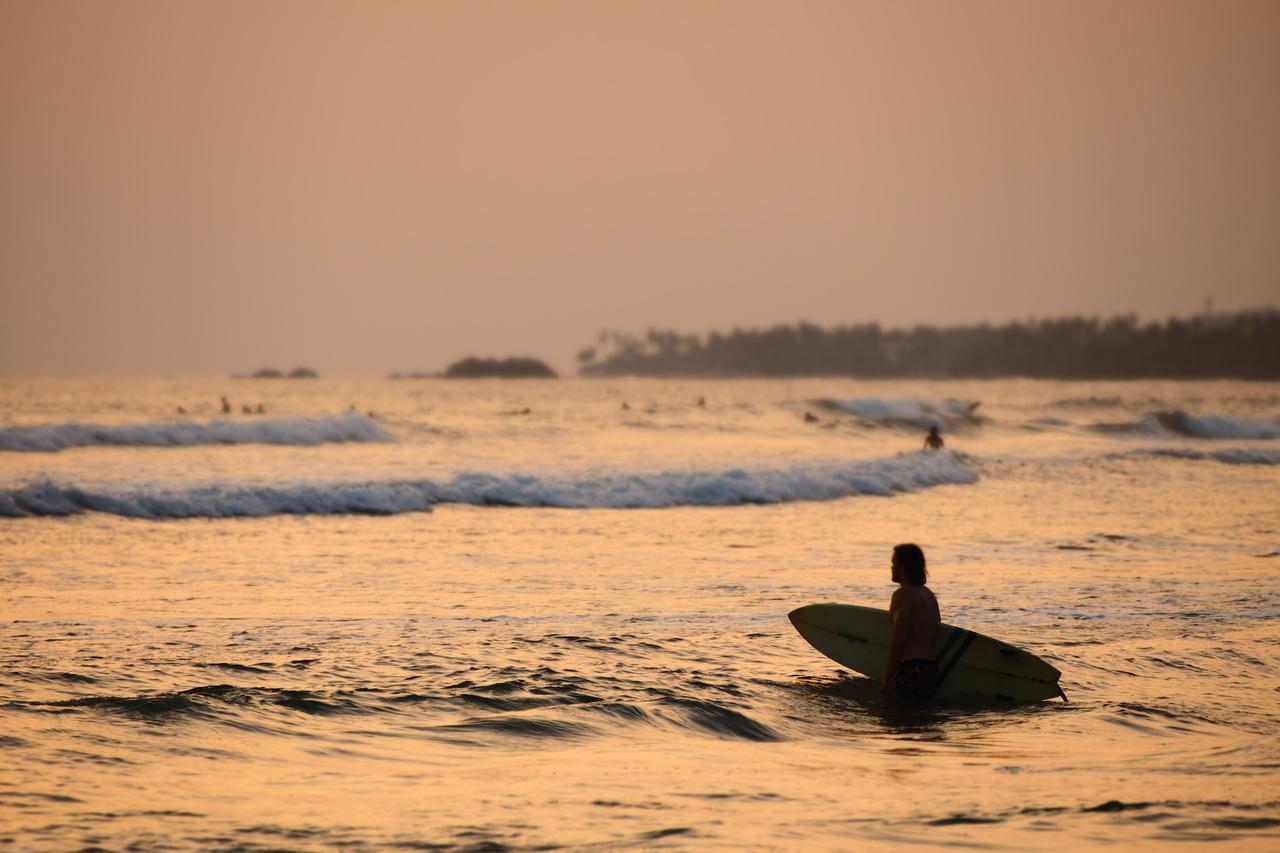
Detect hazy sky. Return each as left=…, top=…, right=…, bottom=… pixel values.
left=2, top=1, right=1277, bottom=376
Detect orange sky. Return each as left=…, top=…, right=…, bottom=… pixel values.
left=2, top=1, right=1277, bottom=375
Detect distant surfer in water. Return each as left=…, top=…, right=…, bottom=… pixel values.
left=923, top=425, right=944, bottom=450
left=883, top=544, right=941, bottom=702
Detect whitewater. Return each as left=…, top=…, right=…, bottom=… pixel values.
left=1, top=376, right=1278, bottom=850
left=0, top=412, right=389, bottom=452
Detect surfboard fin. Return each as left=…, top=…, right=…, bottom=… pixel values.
left=1057, top=686, right=1069, bottom=702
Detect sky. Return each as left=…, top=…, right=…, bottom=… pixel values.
left=2, top=0, right=1277, bottom=376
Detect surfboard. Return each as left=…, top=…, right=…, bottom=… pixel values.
left=789, top=603, right=1065, bottom=702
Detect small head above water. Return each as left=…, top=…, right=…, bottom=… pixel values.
left=891, top=543, right=927, bottom=586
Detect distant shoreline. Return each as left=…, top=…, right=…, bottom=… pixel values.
left=391, top=356, right=558, bottom=380
left=575, top=309, right=1280, bottom=380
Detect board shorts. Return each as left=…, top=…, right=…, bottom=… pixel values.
left=895, top=658, right=938, bottom=702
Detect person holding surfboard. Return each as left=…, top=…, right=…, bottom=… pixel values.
left=883, top=544, right=941, bottom=701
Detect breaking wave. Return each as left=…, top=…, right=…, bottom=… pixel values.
left=11, top=680, right=783, bottom=743
left=0, top=414, right=391, bottom=452
left=1050, top=396, right=1129, bottom=409
left=1089, top=410, right=1280, bottom=440
left=0, top=451, right=977, bottom=519
left=1123, top=447, right=1280, bottom=466
left=1152, top=410, right=1280, bottom=439
left=813, top=397, right=982, bottom=430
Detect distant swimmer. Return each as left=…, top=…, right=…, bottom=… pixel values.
left=697, top=396, right=706, bottom=407
left=883, top=543, right=941, bottom=702
left=177, top=406, right=187, bottom=415
left=804, top=411, right=819, bottom=424
left=241, top=404, right=253, bottom=414
left=967, top=401, right=982, bottom=413
left=924, top=426, right=944, bottom=450
left=621, top=402, right=631, bottom=411
left=221, top=396, right=231, bottom=415
left=255, top=404, right=266, bottom=414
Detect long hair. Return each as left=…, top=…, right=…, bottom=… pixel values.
left=893, top=543, right=927, bottom=586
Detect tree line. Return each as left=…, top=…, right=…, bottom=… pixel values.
left=575, top=310, right=1280, bottom=379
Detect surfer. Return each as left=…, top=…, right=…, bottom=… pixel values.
left=923, top=426, right=944, bottom=450
left=883, top=544, right=941, bottom=702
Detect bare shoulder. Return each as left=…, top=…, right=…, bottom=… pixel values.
left=895, top=585, right=939, bottom=614
left=920, top=585, right=941, bottom=618
left=890, top=586, right=914, bottom=610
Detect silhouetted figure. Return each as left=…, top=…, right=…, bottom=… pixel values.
left=621, top=402, right=631, bottom=411
left=804, top=411, right=819, bottom=424
left=924, top=426, right=944, bottom=450
left=967, top=400, right=982, bottom=413
left=177, top=406, right=187, bottom=415
left=221, top=396, right=231, bottom=415
left=241, top=405, right=253, bottom=414
left=255, top=404, right=266, bottom=414
left=883, top=543, right=941, bottom=702
left=696, top=396, right=706, bottom=407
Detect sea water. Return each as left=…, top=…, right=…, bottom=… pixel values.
left=1, top=377, right=1278, bottom=850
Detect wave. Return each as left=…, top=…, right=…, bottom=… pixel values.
left=814, top=397, right=981, bottom=430
left=1122, top=447, right=1280, bottom=466
left=1050, top=395, right=1168, bottom=410
left=1089, top=410, right=1280, bottom=440
left=17, top=681, right=781, bottom=745
left=0, top=451, right=977, bottom=519
left=1051, top=395, right=1126, bottom=409
left=0, top=414, right=391, bottom=453
left=0, top=480, right=436, bottom=519
left=1153, top=410, right=1280, bottom=439
left=20, top=685, right=369, bottom=722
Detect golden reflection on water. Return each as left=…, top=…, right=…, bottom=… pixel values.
left=3, top=491, right=1278, bottom=848
left=1, top=379, right=1278, bottom=848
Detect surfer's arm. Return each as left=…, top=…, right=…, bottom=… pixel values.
left=883, top=591, right=912, bottom=694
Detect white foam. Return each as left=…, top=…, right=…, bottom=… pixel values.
left=827, top=397, right=978, bottom=429
left=1087, top=410, right=1280, bottom=440
left=1154, top=410, right=1280, bottom=440
left=1135, top=447, right=1280, bottom=466
left=0, top=451, right=978, bottom=518
left=0, top=414, right=391, bottom=453
left=427, top=451, right=978, bottom=508
left=0, top=480, right=432, bottom=518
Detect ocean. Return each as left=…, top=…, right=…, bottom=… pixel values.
left=2, top=376, right=1278, bottom=850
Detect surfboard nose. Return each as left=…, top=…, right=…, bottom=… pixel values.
left=788, top=604, right=818, bottom=626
